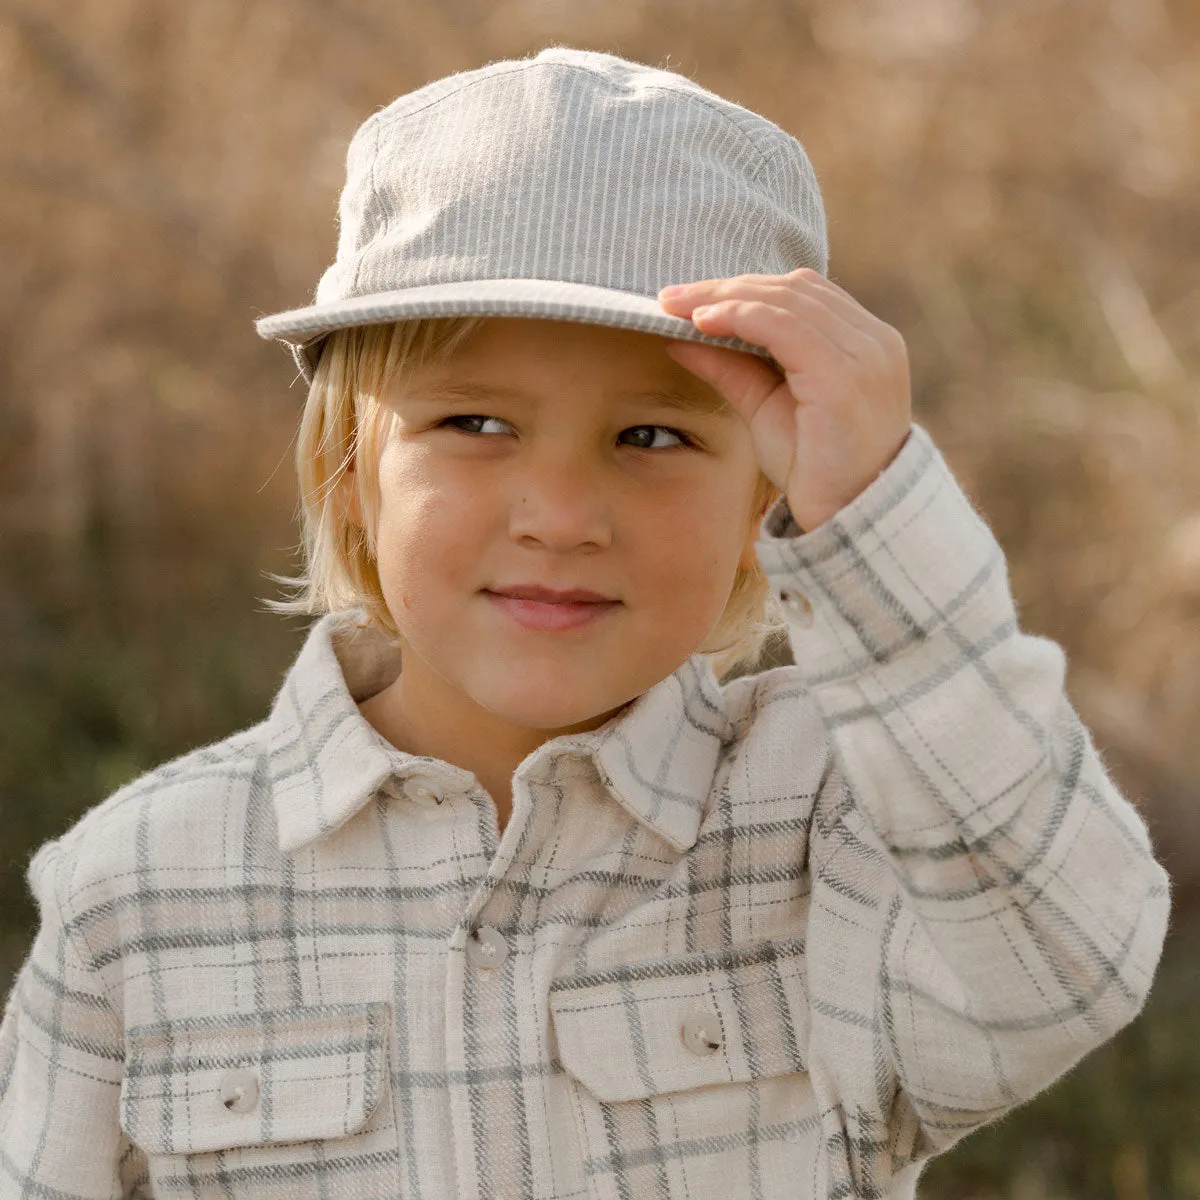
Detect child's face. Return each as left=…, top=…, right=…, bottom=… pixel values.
left=369, top=317, right=766, bottom=734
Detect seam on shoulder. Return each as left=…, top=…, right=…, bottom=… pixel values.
left=49, top=837, right=120, bottom=1014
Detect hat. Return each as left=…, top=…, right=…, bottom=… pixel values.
left=255, top=46, right=828, bottom=385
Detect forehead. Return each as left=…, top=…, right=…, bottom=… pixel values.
left=396, top=317, right=735, bottom=418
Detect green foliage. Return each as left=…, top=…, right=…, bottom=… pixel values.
left=0, top=594, right=304, bottom=996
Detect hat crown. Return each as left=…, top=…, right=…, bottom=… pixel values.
left=257, top=47, right=828, bottom=383
left=315, top=47, right=827, bottom=308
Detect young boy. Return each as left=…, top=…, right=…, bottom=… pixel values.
left=0, top=46, right=1169, bottom=1200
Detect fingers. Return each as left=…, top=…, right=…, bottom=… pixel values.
left=685, top=295, right=868, bottom=375
left=659, top=267, right=883, bottom=343
left=659, top=269, right=913, bottom=532
left=659, top=268, right=900, bottom=375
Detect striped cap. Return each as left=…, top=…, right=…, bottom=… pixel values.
left=254, top=46, right=828, bottom=384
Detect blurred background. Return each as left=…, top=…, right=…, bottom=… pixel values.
left=1, top=0, right=1197, bottom=1195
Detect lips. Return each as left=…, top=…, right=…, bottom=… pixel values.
left=484, top=588, right=620, bottom=632
left=489, top=585, right=616, bottom=603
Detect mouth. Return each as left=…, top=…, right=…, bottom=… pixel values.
left=488, top=584, right=617, bottom=603
left=482, top=590, right=621, bottom=632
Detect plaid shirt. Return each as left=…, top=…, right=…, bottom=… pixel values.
left=1, top=422, right=1170, bottom=1200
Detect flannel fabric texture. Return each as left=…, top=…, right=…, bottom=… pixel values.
left=0, top=422, right=1170, bottom=1199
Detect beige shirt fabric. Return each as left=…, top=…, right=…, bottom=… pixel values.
left=0, top=421, right=1170, bottom=1200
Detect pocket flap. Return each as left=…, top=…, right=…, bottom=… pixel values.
left=548, top=938, right=809, bottom=1103
left=120, top=1001, right=391, bottom=1155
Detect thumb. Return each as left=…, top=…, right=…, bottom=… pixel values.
left=665, top=339, right=797, bottom=494
left=662, top=341, right=782, bottom=421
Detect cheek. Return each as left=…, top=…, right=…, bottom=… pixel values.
left=372, top=448, right=456, bottom=580
left=631, top=490, right=746, bottom=599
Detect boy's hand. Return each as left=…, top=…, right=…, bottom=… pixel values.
left=658, top=268, right=912, bottom=533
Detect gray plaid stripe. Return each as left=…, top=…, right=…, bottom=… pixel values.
left=151, top=1146, right=402, bottom=1195
left=550, top=937, right=807, bottom=992
left=581, top=1111, right=825, bottom=1178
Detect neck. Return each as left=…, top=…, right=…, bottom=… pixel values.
left=356, top=646, right=629, bottom=833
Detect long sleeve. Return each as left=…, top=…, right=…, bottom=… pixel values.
left=0, top=838, right=145, bottom=1199
left=754, top=422, right=1171, bottom=1176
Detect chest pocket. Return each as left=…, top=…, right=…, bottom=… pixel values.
left=549, top=938, right=817, bottom=1200
left=120, top=1001, right=397, bottom=1196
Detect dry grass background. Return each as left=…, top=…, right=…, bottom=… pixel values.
left=1, top=1, right=1198, bottom=1195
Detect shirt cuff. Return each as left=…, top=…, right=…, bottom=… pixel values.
left=754, top=422, right=1013, bottom=687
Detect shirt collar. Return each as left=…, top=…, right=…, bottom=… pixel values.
left=264, top=612, right=734, bottom=856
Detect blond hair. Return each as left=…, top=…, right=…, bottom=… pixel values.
left=263, top=318, right=787, bottom=681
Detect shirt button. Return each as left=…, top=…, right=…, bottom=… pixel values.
left=466, top=925, right=509, bottom=969
left=680, top=1010, right=723, bottom=1056
left=401, top=773, right=446, bottom=808
left=219, top=1068, right=259, bottom=1113
left=779, top=587, right=814, bottom=628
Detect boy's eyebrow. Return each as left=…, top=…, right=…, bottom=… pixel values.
left=404, top=381, right=733, bottom=418
left=629, top=386, right=733, bottom=418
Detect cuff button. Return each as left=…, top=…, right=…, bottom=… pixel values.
left=779, top=588, right=814, bottom=628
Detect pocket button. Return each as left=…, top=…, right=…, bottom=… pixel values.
left=680, top=1010, right=723, bottom=1056
left=219, top=1068, right=260, bottom=1113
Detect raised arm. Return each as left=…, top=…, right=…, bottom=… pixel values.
left=756, top=421, right=1171, bottom=1173
left=659, top=269, right=1171, bottom=1183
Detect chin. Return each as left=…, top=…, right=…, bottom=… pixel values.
left=468, top=671, right=617, bottom=730
left=485, top=694, right=608, bottom=732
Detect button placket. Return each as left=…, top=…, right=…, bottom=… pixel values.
left=400, top=773, right=446, bottom=809
left=466, top=925, right=509, bottom=969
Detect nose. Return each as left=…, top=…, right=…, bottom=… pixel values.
left=507, top=454, right=613, bottom=551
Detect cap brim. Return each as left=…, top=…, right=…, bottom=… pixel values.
left=254, top=278, right=780, bottom=386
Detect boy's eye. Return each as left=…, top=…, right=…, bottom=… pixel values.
left=620, top=425, right=691, bottom=450
left=442, top=414, right=512, bottom=436
left=441, top=415, right=692, bottom=449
